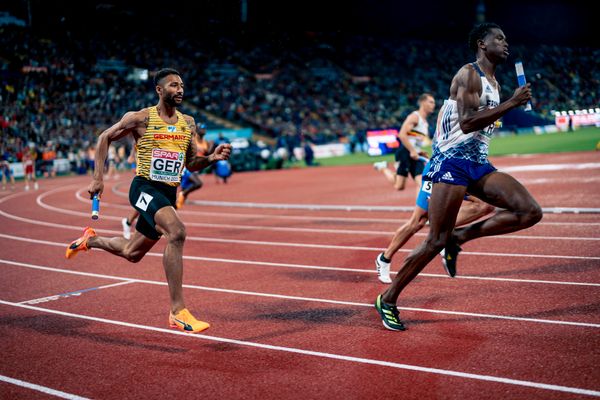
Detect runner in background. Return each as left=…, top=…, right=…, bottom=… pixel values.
left=176, top=122, right=211, bottom=208
left=374, top=93, right=436, bottom=196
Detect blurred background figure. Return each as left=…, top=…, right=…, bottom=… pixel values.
left=23, top=146, right=38, bottom=190
left=1, top=155, right=15, bottom=190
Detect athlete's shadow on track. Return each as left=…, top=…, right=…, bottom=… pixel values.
left=0, top=314, right=187, bottom=354
left=282, top=270, right=374, bottom=283
left=513, top=300, right=600, bottom=321
left=480, top=260, right=599, bottom=277
left=200, top=307, right=362, bottom=351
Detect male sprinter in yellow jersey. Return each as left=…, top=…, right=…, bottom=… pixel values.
left=65, top=68, right=232, bottom=333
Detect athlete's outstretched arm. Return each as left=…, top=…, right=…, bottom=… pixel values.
left=186, top=142, right=232, bottom=172
left=454, top=65, right=531, bottom=134
left=88, top=110, right=148, bottom=198
left=183, top=115, right=232, bottom=172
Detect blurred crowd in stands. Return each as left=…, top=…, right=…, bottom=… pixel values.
left=1, top=24, right=598, bottom=173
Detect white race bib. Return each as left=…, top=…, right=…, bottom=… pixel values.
left=421, top=180, right=432, bottom=194
left=150, top=149, right=184, bottom=183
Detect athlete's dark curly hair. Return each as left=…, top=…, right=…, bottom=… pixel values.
left=153, top=68, right=181, bottom=86
left=468, top=22, right=501, bottom=53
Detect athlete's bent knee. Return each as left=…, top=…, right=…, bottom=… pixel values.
left=521, top=202, right=543, bottom=227
left=411, top=218, right=427, bottom=233
left=478, top=203, right=495, bottom=216
left=166, top=224, right=186, bottom=245
left=423, top=234, right=449, bottom=255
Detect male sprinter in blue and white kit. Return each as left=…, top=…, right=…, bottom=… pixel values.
left=375, top=23, right=542, bottom=331
left=375, top=159, right=494, bottom=283
left=65, top=68, right=231, bottom=333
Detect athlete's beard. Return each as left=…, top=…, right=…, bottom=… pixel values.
left=164, top=95, right=179, bottom=108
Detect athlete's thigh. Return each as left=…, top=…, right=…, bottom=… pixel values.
left=428, top=183, right=467, bottom=236
left=412, top=205, right=429, bottom=226
left=395, top=149, right=410, bottom=177
left=154, top=206, right=185, bottom=236
left=468, top=171, right=537, bottom=211
left=413, top=173, right=422, bottom=187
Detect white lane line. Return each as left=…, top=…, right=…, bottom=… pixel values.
left=183, top=198, right=600, bottom=214
left=2, top=203, right=600, bottom=263
left=76, top=186, right=600, bottom=227
left=18, top=281, right=135, bottom=305
left=1, top=259, right=599, bottom=328
left=1, top=233, right=599, bottom=287
left=1, top=301, right=599, bottom=398
left=49, top=192, right=600, bottom=240
left=501, top=162, right=600, bottom=173
left=0, top=374, right=91, bottom=400
left=184, top=236, right=600, bottom=261
left=3, top=184, right=600, bottom=228
left=35, top=192, right=600, bottom=240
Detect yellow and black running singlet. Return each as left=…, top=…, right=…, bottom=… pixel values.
left=136, top=107, right=192, bottom=186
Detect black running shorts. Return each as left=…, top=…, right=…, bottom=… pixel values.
left=395, top=146, right=425, bottom=178
left=128, top=176, right=177, bottom=240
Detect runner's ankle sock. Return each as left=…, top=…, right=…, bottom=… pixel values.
left=380, top=254, right=391, bottom=263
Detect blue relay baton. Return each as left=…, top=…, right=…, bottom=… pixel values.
left=91, top=193, right=100, bottom=220
left=514, top=61, right=532, bottom=112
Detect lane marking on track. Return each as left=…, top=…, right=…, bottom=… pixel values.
left=189, top=200, right=600, bottom=214
left=1, top=259, right=599, bottom=328
left=3, top=178, right=600, bottom=226
left=74, top=186, right=600, bottom=227
left=0, top=374, right=90, bottom=400
left=1, top=233, right=599, bottom=287
left=1, top=204, right=599, bottom=262
left=34, top=191, right=600, bottom=241
left=18, top=281, right=135, bottom=305
left=500, top=162, right=600, bottom=173
left=1, top=300, right=599, bottom=397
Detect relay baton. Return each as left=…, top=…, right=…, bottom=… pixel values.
left=514, top=61, right=532, bottom=111
left=91, top=193, right=100, bottom=220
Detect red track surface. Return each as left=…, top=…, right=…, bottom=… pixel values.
left=1, top=152, right=599, bottom=399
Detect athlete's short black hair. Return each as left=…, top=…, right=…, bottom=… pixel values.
left=418, top=93, right=434, bottom=104
left=468, top=22, right=502, bottom=53
left=154, top=68, right=181, bottom=86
